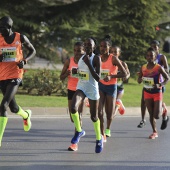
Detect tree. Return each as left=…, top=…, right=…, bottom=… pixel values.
left=0, top=0, right=170, bottom=65
left=0, top=0, right=57, bottom=62
left=95, top=0, right=170, bottom=62
left=45, top=0, right=170, bottom=62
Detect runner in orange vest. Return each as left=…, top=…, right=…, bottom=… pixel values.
left=0, top=16, right=36, bottom=147
left=110, top=46, right=130, bottom=116
left=98, top=35, right=127, bottom=142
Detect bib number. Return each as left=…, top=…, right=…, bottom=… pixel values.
left=101, top=69, right=109, bottom=79
left=1, top=47, right=17, bottom=62
left=71, top=67, right=79, bottom=78
left=143, top=77, right=154, bottom=89
left=79, top=70, right=89, bottom=81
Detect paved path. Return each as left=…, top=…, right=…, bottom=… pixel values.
left=1, top=117, right=170, bottom=170
left=2, top=106, right=170, bottom=170
left=24, top=57, right=63, bottom=70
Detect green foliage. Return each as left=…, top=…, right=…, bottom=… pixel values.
left=125, top=60, right=145, bottom=79
left=97, top=0, right=170, bottom=61
left=0, top=0, right=170, bottom=64
left=10, top=78, right=170, bottom=107
left=21, top=69, right=67, bottom=96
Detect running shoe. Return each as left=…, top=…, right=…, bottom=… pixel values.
left=137, top=120, right=146, bottom=128
left=149, top=132, right=158, bottom=139
left=71, top=130, right=85, bottom=144
left=95, top=137, right=103, bottom=153
left=116, top=100, right=125, bottom=115
left=23, top=110, right=32, bottom=131
left=103, top=135, right=107, bottom=143
left=160, top=116, right=169, bottom=130
left=105, top=129, right=111, bottom=137
left=68, top=143, right=78, bottom=151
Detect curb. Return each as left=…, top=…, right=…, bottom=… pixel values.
left=7, top=106, right=170, bottom=117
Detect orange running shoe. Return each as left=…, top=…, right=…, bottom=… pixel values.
left=116, top=100, right=125, bottom=115
left=149, top=132, right=158, bottom=139
left=68, top=143, right=78, bottom=151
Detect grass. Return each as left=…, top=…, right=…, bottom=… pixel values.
left=1, top=78, right=169, bottom=107
left=123, top=78, right=170, bottom=107
left=14, top=95, right=67, bottom=107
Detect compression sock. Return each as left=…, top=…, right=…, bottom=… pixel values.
left=71, top=112, right=82, bottom=132
left=93, top=119, right=101, bottom=140
left=0, top=117, right=8, bottom=147
left=17, top=106, right=28, bottom=119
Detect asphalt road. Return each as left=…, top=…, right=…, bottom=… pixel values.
left=0, top=115, right=170, bottom=170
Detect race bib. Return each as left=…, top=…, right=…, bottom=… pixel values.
left=143, top=77, right=154, bottom=88
left=1, top=47, right=17, bottom=62
left=79, top=70, right=89, bottom=81
left=71, top=67, right=79, bottom=78
left=101, top=69, right=109, bottom=79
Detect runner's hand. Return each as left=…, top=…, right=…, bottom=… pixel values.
left=17, top=60, right=26, bottom=69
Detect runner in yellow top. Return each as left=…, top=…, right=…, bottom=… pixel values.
left=0, top=16, right=36, bottom=147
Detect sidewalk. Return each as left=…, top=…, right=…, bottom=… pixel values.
left=24, top=57, right=63, bottom=70
left=8, top=106, right=170, bottom=117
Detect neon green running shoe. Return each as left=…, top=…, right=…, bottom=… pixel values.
left=105, top=129, right=111, bottom=137
left=23, top=110, right=32, bottom=131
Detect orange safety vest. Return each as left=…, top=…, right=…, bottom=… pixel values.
left=0, top=32, right=24, bottom=80
left=100, top=54, right=118, bottom=85
left=67, top=57, right=79, bottom=91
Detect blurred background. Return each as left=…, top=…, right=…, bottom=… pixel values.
left=1, top=0, right=170, bottom=96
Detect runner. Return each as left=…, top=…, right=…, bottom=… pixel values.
left=0, top=16, right=36, bottom=147
left=110, top=45, right=130, bottom=117
left=137, top=47, right=169, bottom=139
left=68, top=37, right=103, bottom=153
left=137, top=40, right=169, bottom=130
left=60, top=41, right=85, bottom=151
left=98, top=35, right=127, bottom=142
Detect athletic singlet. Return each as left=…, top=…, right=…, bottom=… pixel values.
left=77, top=53, right=100, bottom=100
left=67, top=57, right=79, bottom=91
left=142, top=63, right=161, bottom=93
left=100, top=54, right=118, bottom=85
left=0, top=32, right=24, bottom=80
